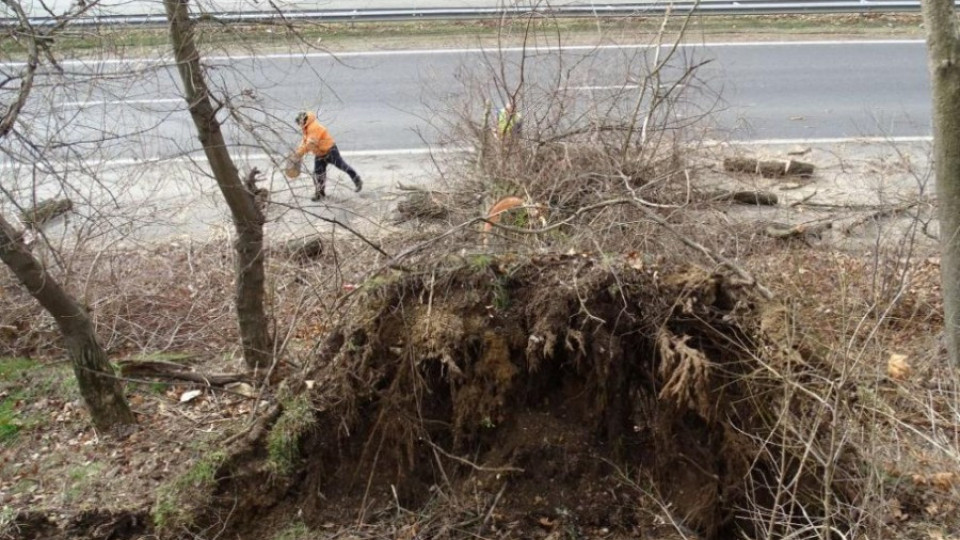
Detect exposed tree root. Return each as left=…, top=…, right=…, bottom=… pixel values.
left=184, top=253, right=860, bottom=540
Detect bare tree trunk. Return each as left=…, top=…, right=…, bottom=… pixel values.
left=164, top=0, right=271, bottom=369
left=0, top=215, right=135, bottom=430
left=922, top=0, right=960, bottom=366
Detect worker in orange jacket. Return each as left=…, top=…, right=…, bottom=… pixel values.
left=295, top=111, right=362, bottom=200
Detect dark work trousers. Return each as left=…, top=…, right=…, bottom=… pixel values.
left=313, top=144, right=360, bottom=195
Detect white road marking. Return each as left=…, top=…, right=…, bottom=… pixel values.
left=573, top=85, right=640, bottom=91
left=59, top=98, right=182, bottom=108
left=0, top=39, right=925, bottom=69
left=215, top=39, right=928, bottom=62
left=710, top=135, right=932, bottom=145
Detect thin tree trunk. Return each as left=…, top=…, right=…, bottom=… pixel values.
left=0, top=215, right=135, bottom=430
left=164, top=0, right=271, bottom=369
left=922, top=0, right=960, bottom=366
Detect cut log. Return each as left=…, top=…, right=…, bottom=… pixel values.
left=283, top=154, right=301, bottom=179
left=117, top=360, right=251, bottom=386
left=723, top=157, right=815, bottom=178
left=760, top=220, right=832, bottom=240
left=20, top=198, right=73, bottom=228
left=396, top=191, right=449, bottom=221
left=278, top=235, right=324, bottom=261
left=708, top=190, right=779, bottom=206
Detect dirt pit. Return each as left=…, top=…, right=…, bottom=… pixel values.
left=184, top=252, right=858, bottom=540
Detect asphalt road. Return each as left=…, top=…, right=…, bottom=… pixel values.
left=0, top=39, right=934, bottom=243
left=15, top=39, right=931, bottom=164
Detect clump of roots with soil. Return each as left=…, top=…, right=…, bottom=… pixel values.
left=178, top=251, right=876, bottom=540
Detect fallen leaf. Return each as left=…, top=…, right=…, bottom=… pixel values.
left=931, top=472, right=957, bottom=491
left=224, top=382, right=255, bottom=397
left=396, top=524, right=418, bottom=540
left=625, top=251, right=644, bottom=271
left=538, top=517, right=556, bottom=529
left=887, top=353, right=911, bottom=380
left=179, top=390, right=202, bottom=403
left=889, top=498, right=908, bottom=523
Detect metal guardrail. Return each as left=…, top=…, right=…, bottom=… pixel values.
left=1, top=0, right=928, bottom=27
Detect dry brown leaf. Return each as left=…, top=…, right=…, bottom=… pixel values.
left=912, top=472, right=955, bottom=490
left=396, top=524, right=418, bottom=540
left=931, top=472, right=957, bottom=491
left=224, top=382, right=255, bottom=397
left=889, top=498, right=909, bottom=522
left=887, top=352, right=911, bottom=380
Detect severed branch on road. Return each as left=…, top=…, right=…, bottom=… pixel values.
left=759, top=201, right=924, bottom=241
left=840, top=201, right=922, bottom=235
left=761, top=220, right=833, bottom=240
left=706, top=189, right=779, bottom=206
left=723, top=156, right=815, bottom=178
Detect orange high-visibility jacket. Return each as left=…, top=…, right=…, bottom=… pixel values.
left=483, top=196, right=526, bottom=234
left=296, top=112, right=336, bottom=158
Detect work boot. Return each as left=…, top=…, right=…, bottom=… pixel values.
left=354, top=177, right=363, bottom=193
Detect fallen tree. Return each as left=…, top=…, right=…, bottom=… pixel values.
left=117, top=359, right=251, bottom=387
left=171, top=253, right=861, bottom=540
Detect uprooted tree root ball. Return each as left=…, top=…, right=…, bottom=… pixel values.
left=188, top=254, right=866, bottom=540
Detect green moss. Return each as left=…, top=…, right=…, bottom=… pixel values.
left=361, top=274, right=393, bottom=292
left=128, top=352, right=194, bottom=364
left=266, top=395, right=314, bottom=475
left=468, top=254, right=493, bottom=271
left=152, top=450, right=227, bottom=532
left=272, top=521, right=310, bottom=540
left=0, top=506, right=16, bottom=537
left=492, top=276, right=511, bottom=311
left=0, top=357, right=37, bottom=381
left=62, top=463, right=105, bottom=504
left=0, top=396, right=22, bottom=444
left=0, top=358, right=40, bottom=445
